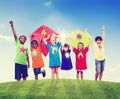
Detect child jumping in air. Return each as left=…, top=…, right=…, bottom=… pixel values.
left=73, top=42, right=89, bottom=80
left=44, top=35, right=61, bottom=79
left=31, top=40, right=46, bottom=80
left=9, top=21, right=30, bottom=81
left=85, top=25, right=105, bottom=81
left=61, top=43, right=73, bottom=78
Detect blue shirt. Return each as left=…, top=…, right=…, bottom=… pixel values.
left=46, top=42, right=61, bottom=67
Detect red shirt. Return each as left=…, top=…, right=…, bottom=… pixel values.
left=73, top=47, right=89, bottom=70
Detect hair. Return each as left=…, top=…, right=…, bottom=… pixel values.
left=63, top=43, right=69, bottom=49
left=95, top=36, right=102, bottom=42
left=31, top=40, right=38, bottom=45
left=19, top=35, right=27, bottom=41
left=77, top=42, right=84, bottom=49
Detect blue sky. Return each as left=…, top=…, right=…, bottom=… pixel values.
left=0, top=0, right=120, bottom=82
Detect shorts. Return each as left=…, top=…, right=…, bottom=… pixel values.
left=15, top=63, right=28, bottom=80
left=33, top=68, right=41, bottom=75
left=95, top=59, right=105, bottom=73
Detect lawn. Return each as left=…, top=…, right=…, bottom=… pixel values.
left=0, top=79, right=120, bottom=99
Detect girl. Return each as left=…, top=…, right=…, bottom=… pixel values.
left=44, top=35, right=61, bottom=79
left=31, top=40, right=46, bottom=80
left=73, top=42, right=89, bottom=80
left=61, top=43, right=73, bottom=78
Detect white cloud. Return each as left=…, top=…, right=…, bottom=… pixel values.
left=43, top=1, right=52, bottom=7
left=0, top=34, right=13, bottom=42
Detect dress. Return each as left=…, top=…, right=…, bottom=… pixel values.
left=61, top=49, right=73, bottom=70
left=46, top=42, right=61, bottom=67
left=73, top=47, right=89, bottom=70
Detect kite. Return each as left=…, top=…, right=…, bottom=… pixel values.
left=69, top=30, right=89, bottom=49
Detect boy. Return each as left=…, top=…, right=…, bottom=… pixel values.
left=85, top=25, right=105, bottom=81
left=9, top=21, right=30, bottom=81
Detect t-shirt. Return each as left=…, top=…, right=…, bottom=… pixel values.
left=14, top=39, right=28, bottom=65
left=46, top=42, right=61, bottom=67
left=73, top=47, right=89, bottom=70
left=92, top=42, right=105, bottom=60
left=31, top=46, right=44, bottom=68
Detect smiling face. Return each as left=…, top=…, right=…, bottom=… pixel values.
left=78, top=43, right=84, bottom=50
left=19, top=35, right=26, bottom=44
left=50, top=36, right=56, bottom=45
left=31, top=40, right=38, bottom=48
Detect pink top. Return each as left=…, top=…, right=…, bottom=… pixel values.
left=73, top=47, right=89, bottom=70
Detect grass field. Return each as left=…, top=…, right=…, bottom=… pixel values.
left=0, top=79, right=120, bottom=99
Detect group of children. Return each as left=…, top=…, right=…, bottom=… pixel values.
left=9, top=21, right=106, bottom=81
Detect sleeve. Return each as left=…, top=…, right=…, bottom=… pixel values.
left=26, top=47, right=29, bottom=54
left=57, top=42, right=61, bottom=48
left=68, top=49, right=71, bottom=53
left=73, top=48, right=77, bottom=53
left=84, top=47, right=89, bottom=53
left=15, top=39, right=19, bottom=45
left=46, top=43, right=50, bottom=49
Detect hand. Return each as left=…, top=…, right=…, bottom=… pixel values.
left=102, top=25, right=105, bottom=31
left=84, top=28, right=88, bottom=33
left=9, top=21, right=13, bottom=27
left=28, top=63, right=30, bottom=68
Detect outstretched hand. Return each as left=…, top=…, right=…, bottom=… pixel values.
left=102, top=25, right=105, bottom=31
left=9, top=21, right=13, bottom=27
left=84, top=28, right=88, bottom=33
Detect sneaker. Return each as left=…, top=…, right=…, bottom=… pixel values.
left=42, top=69, right=46, bottom=78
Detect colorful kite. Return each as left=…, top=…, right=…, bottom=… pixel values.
left=30, top=25, right=58, bottom=56
left=69, top=30, right=89, bottom=48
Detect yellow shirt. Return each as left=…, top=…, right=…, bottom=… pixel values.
left=92, top=41, right=105, bottom=60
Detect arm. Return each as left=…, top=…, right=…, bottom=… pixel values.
left=9, top=21, right=18, bottom=41
left=26, top=54, right=30, bottom=68
left=102, top=25, right=105, bottom=42
left=84, top=28, right=94, bottom=45
left=43, top=35, right=50, bottom=45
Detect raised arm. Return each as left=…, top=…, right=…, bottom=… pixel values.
left=43, top=35, right=50, bottom=45
left=9, top=21, right=18, bottom=41
left=84, top=28, right=93, bottom=44
left=102, top=25, right=105, bottom=42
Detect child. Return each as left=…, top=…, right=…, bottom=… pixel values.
left=73, top=42, right=89, bottom=80
left=9, top=21, right=30, bottom=81
left=61, top=43, right=73, bottom=78
left=44, top=35, right=61, bottom=79
left=85, top=25, right=105, bottom=81
left=31, top=40, right=46, bottom=80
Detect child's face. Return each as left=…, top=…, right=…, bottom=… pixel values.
left=32, top=42, right=38, bottom=48
left=50, top=36, right=56, bottom=45
left=96, top=40, right=102, bottom=44
left=19, top=36, right=26, bottom=44
left=63, top=46, right=69, bottom=51
left=78, top=44, right=84, bottom=50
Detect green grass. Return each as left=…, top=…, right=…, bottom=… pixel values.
left=0, top=79, right=120, bottom=99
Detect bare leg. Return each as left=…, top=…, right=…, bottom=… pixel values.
left=17, top=79, right=21, bottom=82
left=95, top=72, right=99, bottom=80
left=76, top=71, right=79, bottom=80
left=51, top=68, right=55, bottom=79
left=35, top=75, right=38, bottom=80
left=81, top=71, right=83, bottom=80
left=55, top=67, right=59, bottom=79
left=99, top=72, right=103, bottom=81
